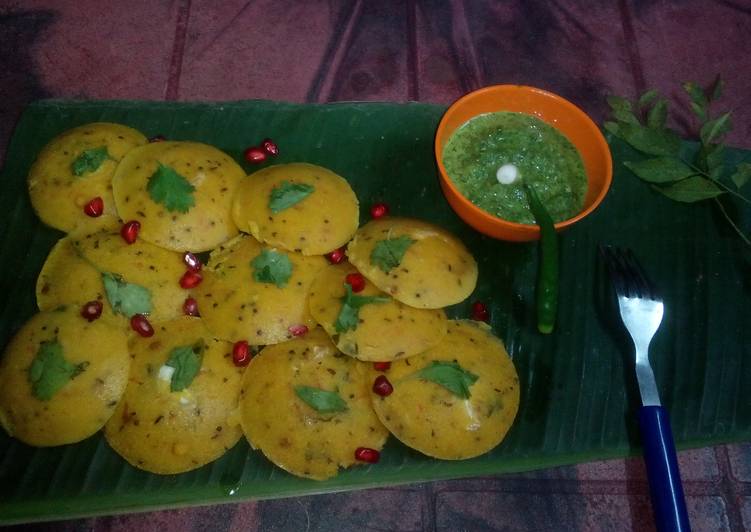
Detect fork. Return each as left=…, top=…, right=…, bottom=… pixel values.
left=600, top=245, right=691, bottom=532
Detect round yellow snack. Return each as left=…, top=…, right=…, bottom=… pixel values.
left=70, top=229, right=187, bottom=322
left=112, top=141, right=244, bottom=252
left=0, top=307, right=130, bottom=447
left=309, top=263, right=448, bottom=361
left=232, top=163, right=359, bottom=255
left=194, top=234, right=326, bottom=344
left=239, top=328, right=389, bottom=480
left=104, top=317, right=244, bottom=474
left=346, top=218, right=478, bottom=309
left=370, top=320, right=519, bottom=460
left=27, top=122, right=147, bottom=232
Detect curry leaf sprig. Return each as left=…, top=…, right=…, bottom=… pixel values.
left=605, top=76, right=751, bottom=246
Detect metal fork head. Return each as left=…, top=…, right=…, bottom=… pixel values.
left=599, top=245, right=664, bottom=406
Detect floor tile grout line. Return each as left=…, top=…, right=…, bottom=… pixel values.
left=406, top=0, right=419, bottom=102
left=713, top=445, right=746, bottom=531
left=307, top=0, right=365, bottom=103
left=616, top=0, right=646, bottom=96
left=165, top=0, right=192, bottom=101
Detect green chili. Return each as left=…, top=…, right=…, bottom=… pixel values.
left=524, top=185, right=558, bottom=334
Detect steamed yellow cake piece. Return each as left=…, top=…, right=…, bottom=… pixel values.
left=103, top=317, right=244, bottom=474
left=239, top=328, right=389, bottom=480
left=308, top=263, right=447, bottom=361
left=112, top=141, right=244, bottom=252
left=36, top=237, right=105, bottom=312
left=70, top=229, right=187, bottom=322
left=346, top=217, right=478, bottom=309
left=369, top=320, right=519, bottom=460
left=194, top=234, right=326, bottom=344
left=27, top=122, right=147, bottom=232
left=232, top=163, right=359, bottom=255
left=0, top=307, right=130, bottom=447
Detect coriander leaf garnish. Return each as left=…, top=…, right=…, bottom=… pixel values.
left=294, top=385, right=347, bottom=414
left=28, top=340, right=89, bottom=401
left=606, top=75, right=751, bottom=247
left=147, top=163, right=196, bottom=213
left=269, top=181, right=314, bottom=213
left=165, top=340, right=205, bottom=392
left=334, top=284, right=389, bottom=333
left=416, top=361, right=478, bottom=399
left=251, top=249, right=293, bottom=287
left=370, top=235, right=415, bottom=273
left=71, top=147, right=109, bottom=177
left=102, top=272, right=152, bottom=317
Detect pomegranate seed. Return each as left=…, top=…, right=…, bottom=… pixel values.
left=83, top=197, right=104, bottom=217
left=243, top=146, right=266, bottom=164
left=183, top=251, right=202, bottom=271
left=471, top=301, right=490, bottom=322
left=80, top=300, right=103, bottom=322
left=372, top=375, right=393, bottom=397
left=179, top=270, right=203, bottom=289
left=148, top=134, right=166, bottom=143
left=288, top=324, right=309, bottom=337
left=354, top=447, right=380, bottom=464
left=326, top=247, right=346, bottom=264
left=130, top=314, right=154, bottom=337
left=373, top=361, right=391, bottom=372
left=370, top=202, right=390, bottom=219
left=232, top=340, right=251, bottom=367
left=183, top=297, right=200, bottom=316
left=120, top=220, right=140, bottom=244
left=345, top=272, right=366, bottom=293
left=261, top=138, right=279, bottom=156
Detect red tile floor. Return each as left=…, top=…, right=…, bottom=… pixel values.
left=1, top=1, right=750, bottom=530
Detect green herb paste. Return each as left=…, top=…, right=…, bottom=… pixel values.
left=442, top=111, right=587, bottom=224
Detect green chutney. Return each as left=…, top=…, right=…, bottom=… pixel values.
left=442, top=111, right=587, bottom=224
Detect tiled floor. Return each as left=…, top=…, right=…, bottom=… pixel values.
left=1, top=1, right=750, bottom=530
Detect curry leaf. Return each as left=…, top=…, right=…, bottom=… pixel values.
left=614, top=123, right=681, bottom=157
left=683, top=81, right=708, bottom=120
left=294, top=385, right=348, bottom=414
left=730, top=163, right=751, bottom=189
left=655, top=176, right=724, bottom=203
left=700, top=112, right=732, bottom=145
left=646, top=99, right=668, bottom=129
left=623, top=158, right=696, bottom=184
left=638, top=89, right=659, bottom=108
left=606, top=96, right=639, bottom=124
left=416, top=361, right=479, bottom=399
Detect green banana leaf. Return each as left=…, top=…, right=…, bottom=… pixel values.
left=0, top=100, right=749, bottom=524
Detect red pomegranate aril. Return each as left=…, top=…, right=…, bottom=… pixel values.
left=83, top=197, right=104, bottom=218
left=130, top=314, right=154, bottom=337
left=370, top=202, right=390, bottom=219
left=179, top=270, right=203, bottom=289
left=288, top=324, right=309, bottom=337
left=120, top=220, right=140, bottom=244
left=471, top=301, right=490, bottom=322
left=372, top=375, right=393, bottom=396
left=326, top=247, right=346, bottom=264
left=261, top=138, right=279, bottom=156
left=232, top=340, right=251, bottom=367
left=373, top=361, right=391, bottom=372
left=354, top=447, right=380, bottom=464
left=244, top=146, right=267, bottom=164
left=183, top=251, right=202, bottom=271
left=148, top=134, right=166, bottom=143
left=345, top=272, right=366, bottom=293
left=183, top=297, right=200, bottom=317
left=80, top=300, right=103, bottom=322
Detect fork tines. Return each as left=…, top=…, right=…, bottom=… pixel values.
left=598, top=245, right=659, bottom=301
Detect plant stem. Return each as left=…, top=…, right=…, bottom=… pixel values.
left=688, top=163, right=751, bottom=205
left=713, top=197, right=751, bottom=247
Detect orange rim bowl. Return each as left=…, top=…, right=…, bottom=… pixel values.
left=434, top=85, right=613, bottom=242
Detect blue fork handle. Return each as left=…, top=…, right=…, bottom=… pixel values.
left=639, top=406, right=691, bottom=532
